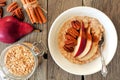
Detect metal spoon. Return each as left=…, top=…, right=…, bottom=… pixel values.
left=99, top=34, right=108, bottom=77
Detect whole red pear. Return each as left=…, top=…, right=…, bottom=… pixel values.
left=0, top=16, right=33, bottom=43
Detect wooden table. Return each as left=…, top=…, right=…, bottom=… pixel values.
left=1, top=0, right=119, bottom=80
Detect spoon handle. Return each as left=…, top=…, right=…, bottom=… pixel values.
left=100, top=47, right=108, bottom=77
left=101, top=55, right=108, bottom=77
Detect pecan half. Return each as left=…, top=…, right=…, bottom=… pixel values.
left=63, top=20, right=81, bottom=52
left=0, top=0, right=6, bottom=4
left=0, top=3, right=5, bottom=7
left=7, top=2, right=18, bottom=12
left=0, top=7, right=3, bottom=18
left=63, top=45, right=74, bottom=52
left=7, top=2, right=24, bottom=20
left=12, top=7, right=24, bottom=20
left=65, top=34, right=77, bottom=41
left=0, top=0, right=6, bottom=7
left=64, top=39, right=77, bottom=47
left=71, top=20, right=81, bottom=30
left=67, top=27, right=79, bottom=38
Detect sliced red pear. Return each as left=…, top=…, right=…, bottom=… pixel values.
left=77, top=27, right=92, bottom=58
left=79, top=42, right=98, bottom=61
left=74, top=22, right=87, bottom=57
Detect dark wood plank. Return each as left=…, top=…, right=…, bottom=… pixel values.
left=48, top=0, right=82, bottom=80
left=83, top=0, right=120, bottom=80
left=0, top=0, right=47, bottom=80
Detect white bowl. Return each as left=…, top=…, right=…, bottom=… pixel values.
left=48, top=6, right=118, bottom=75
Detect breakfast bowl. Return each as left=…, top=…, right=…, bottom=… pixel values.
left=48, top=6, right=118, bottom=75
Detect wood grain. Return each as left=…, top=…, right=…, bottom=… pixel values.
left=47, top=0, right=82, bottom=80
left=0, top=0, right=47, bottom=80
left=83, top=0, right=120, bottom=80
left=1, top=0, right=120, bottom=80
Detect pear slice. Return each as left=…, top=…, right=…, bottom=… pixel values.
left=77, top=27, right=92, bottom=58
left=74, top=22, right=87, bottom=57
left=79, top=41, right=98, bottom=61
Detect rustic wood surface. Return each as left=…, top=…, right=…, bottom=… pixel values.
left=0, top=0, right=47, bottom=80
left=0, top=0, right=119, bottom=80
left=47, top=0, right=82, bottom=80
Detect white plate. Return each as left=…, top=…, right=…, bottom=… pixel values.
left=48, top=6, right=118, bottom=75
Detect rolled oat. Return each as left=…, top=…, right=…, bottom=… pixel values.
left=5, top=44, right=35, bottom=76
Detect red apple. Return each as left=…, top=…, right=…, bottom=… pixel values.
left=77, top=27, right=92, bottom=58
left=74, top=22, right=87, bottom=57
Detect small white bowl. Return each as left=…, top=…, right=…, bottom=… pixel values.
left=48, top=6, right=118, bottom=75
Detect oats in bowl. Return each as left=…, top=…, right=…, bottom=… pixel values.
left=58, top=16, right=104, bottom=64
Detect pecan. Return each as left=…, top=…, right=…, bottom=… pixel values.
left=0, top=3, right=6, bottom=7
left=0, top=7, right=3, bottom=18
left=7, top=2, right=24, bottom=20
left=67, top=27, right=79, bottom=38
left=63, top=45, right=74, bottom=52
left=64, top=43, right=76, bottom=48
left=0, top=0, right=6, bottom=7
left=7, top=2, right=18, bottom=12
left=0, top=0, right=6, bottom=4
left=64, top=39, right=77, bottom=47
left=71, top=20, right=81, bottom=30
left=65, top=34, right=77, bottom=41
left=12, top=7, right=24, bottom=20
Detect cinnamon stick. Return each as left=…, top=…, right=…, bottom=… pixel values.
left=29, top=0, right=40, bottom=24
left=37, top=6, right=47, bottom=23
left=21, top=0, right=47, bottom=24
left=30, top=0, right=42, bottom=24
left=26, top=0, right=38, bottom=23
left=34, top=7, right=42, bottom=24
left=21, top=0, right=34, bottom=23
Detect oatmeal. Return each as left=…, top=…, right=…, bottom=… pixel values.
left=5, top=44, right=35, bottom=76
left=58, top=16, right=104, bottom=64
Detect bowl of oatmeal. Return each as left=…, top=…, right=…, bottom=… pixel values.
left=58, top=16, right=104, bottom=64
left=0, top=42, right=45, bottom=79
left=48, top=7, right=118, bottom=75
